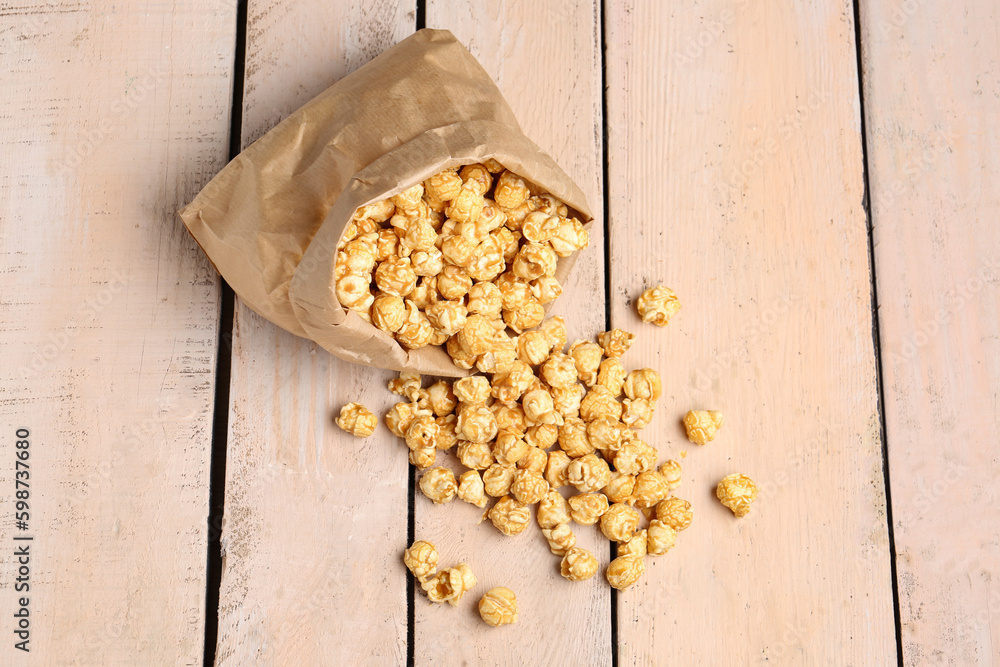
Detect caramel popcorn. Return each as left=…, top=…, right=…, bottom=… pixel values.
left=494, top=170, right=530, bottom=210
left=336, top=403, right=378, bottom=437
left=403, top=540, right=438, bottom=583
left=478, top=333, right=518, bottom=375
left=434, top=414, right=460, bottom=451
left=405, top=415, right=440, bottom=452
left=606, top=555, right=645, bottom=591
left=603, top=472, right=636, bottom=504
left=374, top=256, right=417, bottom=297
left=446, top=334, right=478, bottom=369
left=683, top=410, right=724, bottom=445
left=631, top=471, right=671, bottom=509
left=502, top=299, right=545, bottom=333
left=426, top=380, right=458, bottom=417
left=456, top=403, right=498, bottom=444
left=541, top=353, right=578, bottom=389
left=355, top=199, right=395, bottom=224
left=517, top=331, right=551, bottom=366
left=408, top=277, right=439, bottom=309
left=483, top=463, right=517, bottom=497
left=491, top=361, right=535, bottom=403
left=568, top=340, right=603, bottom=387
left=511, top=469, right=549, bottom=505
left=483, top=158, right=505, bottom=173
left=560, top=547, right=599, bottom=582
left=409, top=445, right=436, bottom=469
left=371, top=293, right=407, bottom=333
left=597, top=329, right=635, bottom=359
left=568, top=493, right=609, bottom=525
left=536, top=489, right=571, bottom=529
left=566, top=454, right=611, bottom=493
left=522, top=388, right=563, bottom=426
left=659, top=459, right=683, bottom=491
left=549, top=217, right=590, bottom=257
left=492, top=431, right=528, bottom=465
left=459, top=163, right=493, bottom=196
left=531, top=276, right=563, bottom=304
left=623, top=369, right=662, bottom=402
left=587, top=417, right=625, bottom=451
left=375, top=228, right=400, bottom=262
left=637, top=285, right=681, bottom=327
left=423, top=562, right=476, bottom=606
left=551, top=384, right=585, bottom=419
left=579, top=386, right=623, bottom=423
left=622, top=398, right=655, bottom=429
left=454, top=376, right=491, bottom=404
left=424, top=169, right=463, bottom=201
left=517, top=445, right=548, bottom=474
left=458, top=470, right=488, bottom=508
left=425, top=300, right=467, bottom=336
left=391, top=183, right=425, bottom=210
left=458, top=314, right=495, bottom=356
left=716, top=473, right=758, bottom=518
left=489, top=496, right=531, bottom=536
left=419, top=467, right=457, bottom=504
left=441, top=234, right=477, bottom=268
left=479, top=587, right=518, bottom=627
left=618, top=529, right=647, bottom=559
left=437, top=265, right=473, bottom=300
left=457, top=441, right=495, bottom=470
left=596, top=358, right=627, bottom=397
left=446, top=185, right=485, bottom=224
left=521, top=211, right=560, bottom=243
left=337, top=274, right=374, bottom=311
left=525, top=423, right=559, bottom=450
left=656, top=497, right=693, bottom=531
left=388, top=372, right=423, bottom=401
left=512, top=243, right=557, bottom=281
left=545, top=450, right=573, bottom=488
left=614, top=439, right=657, bottom=476
left=492, top=402, right=527, bottom=436
left=542, top=523, right=577, bottom=556
left=600, top=502, right=641, bottom=542
left=646, top=520, right=677, bottom=556
left=558, top=418, right=595, bottom=458
left=466, top=236, right=506, bottom=282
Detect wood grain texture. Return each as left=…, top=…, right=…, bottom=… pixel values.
left=411, top=3, right=609, bottom=665
left=859, top=1, right=1000, bottom=663
left=0, top=1, right=234, bottom=664
left=214, top=2, right=415, bottom=664
left=605, top=1, right=897, bottom=663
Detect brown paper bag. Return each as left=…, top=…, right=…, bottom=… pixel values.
left=179, top=28, right=592, bottom=376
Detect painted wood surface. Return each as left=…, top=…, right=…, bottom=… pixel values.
left=413, top=2, right=609, bottom=665
left=214, top=2, right=416, bottom=665
left=0, top=1, right=234, bottom=664
left=604, top=1, right=898, bottom=663
left=859, top=1, right=1000, bottom=663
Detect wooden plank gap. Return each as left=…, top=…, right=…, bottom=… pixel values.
left=850, top=1, right=904, bottom=665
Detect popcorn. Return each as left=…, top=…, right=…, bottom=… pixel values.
left=395, top=302, right=434, bottom=349
left=441, top=234, right=477, bottom=267
left=517, top=445, right=548, bottom=474
left=419, top=466, right=457, bottom=504
left=371, top=294, right=406, bottom=333
left=457, top=441, right=495, bottom=470
left=538, top=317, right=567, bottom=352
left=391, top=183, right=425, bottom=210
left=409, top=445, right=436, bottom=470
left=423, top=563, right=476, bottom=606
left=494, top=170, right=530, bottom=210
left=568, top=340, right=603, bottom=386
left=557, top=418, right=594, bottom=458
left=411, top=247, right=445, bottom=276
left=511, top=469, right=549, bottom=505
left=479, top=587, right=518, bottom=627
left=568, top=493, right=609, bottom=525
left=659, top=459, right=683, bottom=491
left=596, top=358, right=626, bottom=396
left=542, top=523, right=577, bottom=556
left=457, top=314, right=495, bottom=356
left=405, top=415, right=440, bottom=451
left=337, top=274, right=374, bottom=311
left=603, top=472, right=636, bottom=504
left=466, top=282, right=503, bottom=318
left=567, top=453, right=612, bottom=493
left=536, top=489, right=572, bottom=529
left=459, top=164, right=493, bottom=196
left=579, top=386, right=623, bottom=423
left=492, top=402, right=527, bottom=436
left=531, top=276, right=563, bottom=304
left=683, top=410, right=724, bottom=445
left=502, top=299, right=545, bottom=333
left=541, top=353, right=578, bottom=389
left=631, top=471, right=671, bottom=509
left=517, top=331, right=551, bottom=366
left=491, top=361, right=535, bottom=403
left=613, top=438, right=657, bottom=475
left=424, top=170, right=463, bottom=201
left=655, top=497, right=693, bottom=531
left=454, top=375, right=492, bottom=404
left=522, top=388, right=563, bottom=426
left=618, top=530, right=647, bottom=559
left=374, top=257, right=417, bottom=297
left=521, top=211, right=560, bottom=243
left=492, top=431, right=528, bottom=465
left=716, top=473, right=758, bottom=518
left=545, top=450, right=572, bottom=488
left=437, top=265, right=473, bottom=300
left=482, top=463, right=517, bottom=497
left=457, top=470, right=488, bottom=508
left=456, top=403, right=498, bottom=443
left=497, top=272, right=532, bottom=311
left=623, top=369, right=662, bottom=401
left=426, top=380, right=458, bottom=417
left=445, top=185, right=486, bottom=224
left=355, top=199, right=395, bottom=224
left=403, top=540, right=438, bottom=583
left=560, top=547, right=599, bottom=581
left=605, top=555, right=645, bottom=590
left=434, top=415, right=460, bottom=451
left=622, top=398, right=655, bottom=429
left=512, top=243, right=557, bottom=281
left=549, top=217, right=589, bottom=257
left=646, top=520, right=677, bottom=556
left=489, top=496, right=531, bottom=536
left=335, top=403, right=378, bottom=437
left=524, top=423, right=558, bottom=450
left=445, top=335, right=478, bottom=369
left=551, top=384, right=585, bottom=419
left=587, top=417, right=625, bottom=451
left=637, top=285, right=681, bottom=327
left=388, top=372, right=422, bottom=401
left=600, top=502, right=641, bottom=542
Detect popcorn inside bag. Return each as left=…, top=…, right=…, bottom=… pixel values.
left=179, top=29, right=592, bottom=375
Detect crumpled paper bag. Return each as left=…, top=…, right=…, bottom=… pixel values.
left=179, top=28, right=592, bottom=376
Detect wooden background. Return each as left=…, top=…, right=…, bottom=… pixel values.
left=0, top=0, right=997, bottom=664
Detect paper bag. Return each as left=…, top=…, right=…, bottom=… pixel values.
left=179, top=28, right=592, bottom=376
